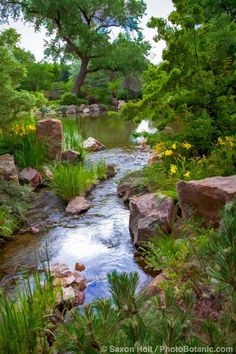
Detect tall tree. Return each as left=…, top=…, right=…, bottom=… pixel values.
left=0, top=0, right=146, bottom=93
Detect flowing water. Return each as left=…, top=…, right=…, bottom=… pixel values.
left=0, top=115, right=155, bottom=301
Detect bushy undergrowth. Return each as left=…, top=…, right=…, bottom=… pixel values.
left=51, top=161, right=107, bottom=202
left=0, top=181, right=33, bottom=238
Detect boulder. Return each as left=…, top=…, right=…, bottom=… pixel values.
left=106, top=164, right=117, bottom=178
left=148, top=151, right=160, bottom=166
left=19, top=168, right=42, bottom=189
left=146, top=273, right=168, bottom=296
left=41, top=165, right=53, bottom=181
left=129, top=193, right=176, bottom=244
left=75, top=262, right=85, bottom=272
left=36, top=118, right=63, bottom=160
left=62, top=286, right=75, bottom=301
left=177, top=175, right=236, bottom=227
left=0, top=154, right=18, bottom=183
left=79, top=104, right=86, bottom=112
left=66, top=197, right=91, bottom=214
left=66, top=105, right=77, bottom=115
left=61, top=150, right=81, bottom=163
left=83, top=137, right=105, bottom=152
left=118, top=182, right=135, bottom=202
left=82, top=107, right=90, bottom=114
left=117, top=100, right=126, bottom=109
left=90, top=104, right=100, bottom=112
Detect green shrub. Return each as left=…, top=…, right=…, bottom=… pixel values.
left=60, top=92, right=88, bottom=106
left=0, top=181, right=34, bottom=237
left=51, top=161, right=107, bottom=202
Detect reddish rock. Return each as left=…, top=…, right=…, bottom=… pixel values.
left=129, top=193, right=176, bottom=244
left=66, top=105, right=77, bottom=115
left=177, top=175, right=236, bottom=226
left=61, top=150, right=81, bottom=163
left=36, top=118, right=63, bottom=160
left=66, top=197, right=91, bottom=215
left=75, top=262, right=85, bottom=272
left=90, top=103, right=100, bottom=112
left=19, top=167, right=42, bottom=189
left=50, top=263, right=69, bottom=277
left=148, top=151, right=160, bottom=166
left=0, top=154, right=18, bottom=183
left=73, top=290, right=85, bottom=306
left=147, top=273, right=168, bottom=296
left=83, top=137, right=105, bottom=152
left=117, top=182, right=135, bottom=201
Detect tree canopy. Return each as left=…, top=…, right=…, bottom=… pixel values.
left=0, top=0, right=147, bottom=92
left=123, top=0, right=236, bottom=153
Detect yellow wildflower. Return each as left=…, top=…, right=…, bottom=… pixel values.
left=155, top=142, right=165, bottom=154
left=26, top=124, right=36, bottom=132
left=170, top=164, right=177, bottom=175
left=182, top=142, right=192, bottom=150
left=165, top=149, right=174, bottom=156
left=171, top=143, right=177, bottom=150
left=217, top=137, right=224, bottom=145
left=184, top=171, right=190, bottom=178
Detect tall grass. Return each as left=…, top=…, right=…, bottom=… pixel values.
left=0, top=270, right=58, bottom=354
left=62, top=119, right=85, bottom=161
left=51, top=161, right=107, bottom=202
left=14, top=133, right=48, bottom=168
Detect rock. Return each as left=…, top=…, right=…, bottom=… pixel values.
left=66, top=197, right=91, bottom=215
left=118, top=182, right=135, bottom=201
left=50, top=263, right=69, bottom=277
left=0, top=154, right=18, bottom=183
left=148, top=151, right=160, bottom=166
left=117, top=100, right=126, bottom=109
left=90, top=104, right=100, bottom=112
left=83, top=137, right=105, bottom=152
left=177, top=175, right=236, bottom=227
left=162, top=126, right=173, bottom=134
left=106, top=164, right=117, bottom=178
left=82, top=107, right=90, bottom=114
left=36, top=118, right=63, bottom=160
left=61, top=150, right=81, bottom=163
left=19, top=168, right=42, bottom=189
left=66, top=105, right=77, bottom=115
left=73, top=273, right=86, bottom=291
left=139, top=138, right=148, bottom=150
left=79, top=104, right=86, bottom=112
left=73, top=290, right=85, bottom=306
left=117, top=171, right=147, bottom=202
left=129, top=193, right=176, bottom=244
left=112, top=98, right=118, bottom=107
left=147, top=273, right=168, bottom=296
left=31, top=226, right=40, bottom=234
left=62, top=286, right=75, bottom=301
left=75, top=262, right=85, bottom=272
left=41, top=165, right=53, bottom=181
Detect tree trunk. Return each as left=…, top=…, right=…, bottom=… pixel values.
left=72, top=57, right=89, bottom=93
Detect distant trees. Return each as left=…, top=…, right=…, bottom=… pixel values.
left=0, top=29, right=35, bottom=127
left=0, top=0, right=148, bottom=93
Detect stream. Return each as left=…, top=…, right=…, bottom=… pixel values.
left=0, top=115, right=154, bottom=302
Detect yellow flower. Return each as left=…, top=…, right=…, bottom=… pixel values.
left=170, top=164, right=177, bottom=175
left=217, top=137, right=224, bottom=145
left=155, top=142, right=165, bottom=154
left=26, top=124, right=36, bottom=132
left=184, top=171, right=190, bottom=178
left=182, top=142, right=192, bottom=150
left=171, top=143, right=177, bottom=150
left=165, top=149, right=174, bottom=156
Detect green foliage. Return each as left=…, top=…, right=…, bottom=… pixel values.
left=51, top=161, right=107, bottom=202
left=122, top=0, right=236, bottom=153
left=60, top=92, right=88, bottom=106
left=0, top=29, right=36, bottom=127
left=0, top=181, right=33, bottom=237
left=0, top=268, right=58, bottom=353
